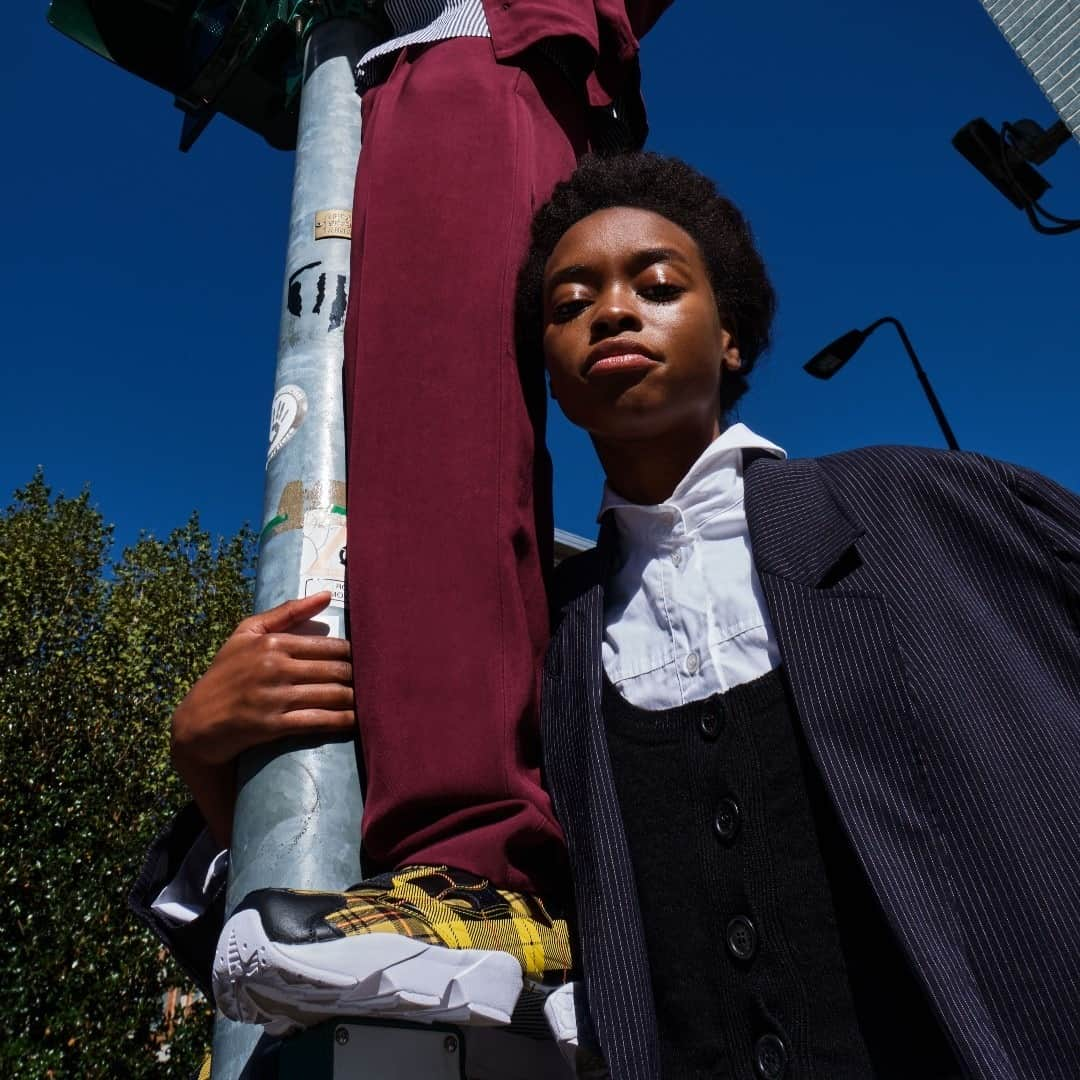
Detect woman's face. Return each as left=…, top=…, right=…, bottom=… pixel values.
left=541, top=207, right=740, bottom=448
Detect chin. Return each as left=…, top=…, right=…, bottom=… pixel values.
left=572, top=404, right=679, bottom=444
left=565, top=386, right=719, bottom=447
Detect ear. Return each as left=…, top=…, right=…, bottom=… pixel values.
left=720, top=328, right=742, bottom=372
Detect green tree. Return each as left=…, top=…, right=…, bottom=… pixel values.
left=0, top=473, right=255, bottom=1078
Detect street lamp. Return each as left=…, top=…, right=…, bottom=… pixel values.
left=804, top=317, right=961, bottom=451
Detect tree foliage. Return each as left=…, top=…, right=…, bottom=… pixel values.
left=0, top=473, right=255, bottom=1078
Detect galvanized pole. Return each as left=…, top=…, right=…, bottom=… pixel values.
left=211, top=16, right=381, bottom=1078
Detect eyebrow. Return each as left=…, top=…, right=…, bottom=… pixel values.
left=630, top=247, right=690, bottom=273
left=546, top=246, right=690, bottom=293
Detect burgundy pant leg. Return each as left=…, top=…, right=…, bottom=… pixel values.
left=343, top=39, right=587, bottom=900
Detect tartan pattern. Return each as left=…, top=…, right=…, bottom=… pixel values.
left=315, top=865, right=573, bottom=983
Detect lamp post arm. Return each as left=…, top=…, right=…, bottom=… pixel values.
left=864, top=316, right=961, bottom=452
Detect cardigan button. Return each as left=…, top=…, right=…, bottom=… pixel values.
left=713, top=798, right=741, bottom=843
left=725, top=915, right=757, bottom=961
left=698, top=709, right=723, bottom=740
left=754, top=1033, right=787, bottom=1079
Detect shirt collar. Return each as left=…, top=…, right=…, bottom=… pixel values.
left=598, top=423, right=787, bottom=537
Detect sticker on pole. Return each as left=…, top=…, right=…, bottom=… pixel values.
left=267, top=385, right=307, bottom=463
left=301, top=506, right=347, bottom=637
left=314, top=209, right=352, bottom=240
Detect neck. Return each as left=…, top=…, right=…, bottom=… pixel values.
left=594, top=422, right=720, bottom=505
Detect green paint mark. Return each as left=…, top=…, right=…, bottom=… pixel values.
left=259, top=513, right=289, bottom=544
left=331, top=504, right=346, bottom=515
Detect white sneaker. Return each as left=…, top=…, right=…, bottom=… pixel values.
left=211, top=866, right=573, bottom=1036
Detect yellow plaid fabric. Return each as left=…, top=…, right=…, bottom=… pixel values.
left=320, top=865, right=573, bottom=983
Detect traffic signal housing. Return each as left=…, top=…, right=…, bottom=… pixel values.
left=46, top=0, right=376, bottom=151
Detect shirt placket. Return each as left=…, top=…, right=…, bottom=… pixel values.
left=663, top=513, right=698, bottom=703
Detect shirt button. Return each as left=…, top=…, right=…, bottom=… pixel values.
left=684, top=650, right=699, bottom=675
left=671, top=549, right=682, bottom=566
left=726, top=915, right=758, bottom=961
left=713, top=798, right=741, bottom=843
left=754, top=1034, right=788, bottom=1079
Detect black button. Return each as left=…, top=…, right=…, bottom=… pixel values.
left=698, top=709, right=723, bottom=740
left=754, top=1034, right=787, bottom=1079
left=713, top=798, right=741, bottom=842
left=725, top=915, right=757, bottom=961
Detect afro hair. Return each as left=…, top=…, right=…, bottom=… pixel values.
left=516, top=152, right=776, bottom=413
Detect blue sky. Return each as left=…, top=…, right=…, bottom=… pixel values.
left=5, top=1, right=1078, bottom=553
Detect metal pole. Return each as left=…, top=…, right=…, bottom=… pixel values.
left=212, top=17, right=382, bottom=1077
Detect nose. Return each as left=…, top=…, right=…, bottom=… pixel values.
left=590, top=287, right=642, bottom=340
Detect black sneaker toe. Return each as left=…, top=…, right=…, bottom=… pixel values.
left=234, top=889, right=347, bottom=945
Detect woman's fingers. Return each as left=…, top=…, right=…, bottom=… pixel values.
left=278, top=680, right=354, bottom=712
left=210, top=685, right=355, bottom=755
left=227, top=697, right=355, bottom=755
left=237, top=592, right=334, bottom=636
left=281, top=708, right=357, bottom=731
left=263, top=633, right=352, bottom=662
left=276, top=657, right=353, bottom=686
left=241, top=645, right=351, bottom=695
left=245, top=678, right=353, bottom=725
left=171, top=596, right=355, bottom=772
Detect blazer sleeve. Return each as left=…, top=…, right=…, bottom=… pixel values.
left=1008, top=463, right=1080, bottom=630
left=128, top=801, right=225, bottom=1002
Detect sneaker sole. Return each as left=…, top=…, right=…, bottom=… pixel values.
left=213, top=908, right=525, bottom=1035
left=541, top=981, right=578, bottom=1047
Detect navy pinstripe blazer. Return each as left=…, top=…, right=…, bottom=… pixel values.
left=542, top=446, right=1080, bottom=1080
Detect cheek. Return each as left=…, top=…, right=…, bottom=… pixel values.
left=546, top=364, right=577, bottom=409
left=542, top=351, right=565, bottom=400
left=543, top=328, right=574, bottom=378
left=678, top=309, right=728, bottom=368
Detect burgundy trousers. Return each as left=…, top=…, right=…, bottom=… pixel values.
left=343, top=39, right=588, bottom=900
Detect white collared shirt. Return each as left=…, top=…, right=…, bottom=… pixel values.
left=601, top=424, right=786, bottom=710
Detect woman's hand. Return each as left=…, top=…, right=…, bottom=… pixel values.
left=170, top=591, right=355, bottom=845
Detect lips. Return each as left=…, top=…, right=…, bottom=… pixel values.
left=584, top=340, right=660, bottom=375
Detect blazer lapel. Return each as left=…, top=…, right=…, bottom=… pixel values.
left=743, top=456, right=922, bottom=837
left=744, top=454, right=865, bottom=588
left=743, top=457, right=975, bottom=1014
left=543, top=528, right=661, bottom=1080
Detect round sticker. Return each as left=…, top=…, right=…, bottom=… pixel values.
left=267, top=384, right=308, bottom=463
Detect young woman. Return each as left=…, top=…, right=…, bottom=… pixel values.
left=523, top=153, right=1080, bottom=1080
left=135, top=152, right=1080, bottom=1080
